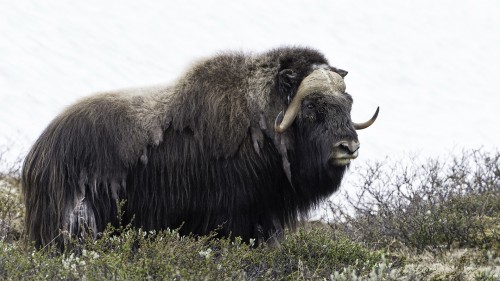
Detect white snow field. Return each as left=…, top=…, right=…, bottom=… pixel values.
left=1, top=1, right=499, bottom=172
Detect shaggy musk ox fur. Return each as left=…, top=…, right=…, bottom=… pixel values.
left=22, top=47, right=378, bottom=249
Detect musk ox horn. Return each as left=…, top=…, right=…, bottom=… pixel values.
left=275, top=69, right=345, bottom=133
left=353, top=106, right=379, bottom=130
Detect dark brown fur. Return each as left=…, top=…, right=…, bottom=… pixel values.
left=22, top=47, right=359, bottom=249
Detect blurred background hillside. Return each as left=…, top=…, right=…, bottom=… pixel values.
left=1, top=0, right=499, bottom=164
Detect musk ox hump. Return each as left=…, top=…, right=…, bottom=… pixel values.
left=169, top=54, right=252, bottom=158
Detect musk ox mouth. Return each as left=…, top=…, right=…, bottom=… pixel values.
left=329, top=155, right=358, bottom=166
left=329, top=140, right=359, bottom=166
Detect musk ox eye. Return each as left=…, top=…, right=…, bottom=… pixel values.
left=301, top=101, right=318, bottom=122
left=302, top=100, right=316, bottom=111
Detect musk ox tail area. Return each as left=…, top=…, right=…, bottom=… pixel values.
left=21, top=104, right=123, bottom=248
left=22, top=91, right=167, bottom=249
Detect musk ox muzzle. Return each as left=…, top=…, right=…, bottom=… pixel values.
left=330, top=140, right=360, bottom=166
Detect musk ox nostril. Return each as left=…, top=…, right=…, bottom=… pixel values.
left=330, top=140, right=360, bottom=166
left=336, top=140, right=360, bottom=154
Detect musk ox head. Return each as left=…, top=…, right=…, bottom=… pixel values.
left=21, top=46, right=378, bottom=249
left=272, top=64, right=378, bottom=197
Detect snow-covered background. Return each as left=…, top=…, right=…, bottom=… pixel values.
left=1, top=1, right=499, bottom=167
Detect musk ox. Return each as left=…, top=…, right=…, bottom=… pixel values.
left=22, top=47, right=378, bottom=249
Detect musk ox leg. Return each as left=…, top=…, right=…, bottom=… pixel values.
left=255, top=217, right=285, bottom=247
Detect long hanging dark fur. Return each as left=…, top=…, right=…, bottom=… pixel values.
left=22, top=46, right=363, bottom=249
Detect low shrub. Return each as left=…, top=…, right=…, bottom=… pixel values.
left=0, top=225, right=380, bottom=280
left=328, top=149, right=500, bottom=252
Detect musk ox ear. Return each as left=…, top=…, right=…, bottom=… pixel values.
left=278, top=69, right=298, bottom=103
left=332, top=67, right=348, bottom=78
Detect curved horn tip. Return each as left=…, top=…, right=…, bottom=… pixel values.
left=353, top=106, right=379, bottom=130
left=373, top=106, right=380, bottom=118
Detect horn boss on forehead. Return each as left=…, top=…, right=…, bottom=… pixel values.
left=275, top=69, right=346, bottom=133
left=275, top=69, right=379, bottom=133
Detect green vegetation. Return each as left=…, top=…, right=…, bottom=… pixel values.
left=0, top=149, right=498, bottom=280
